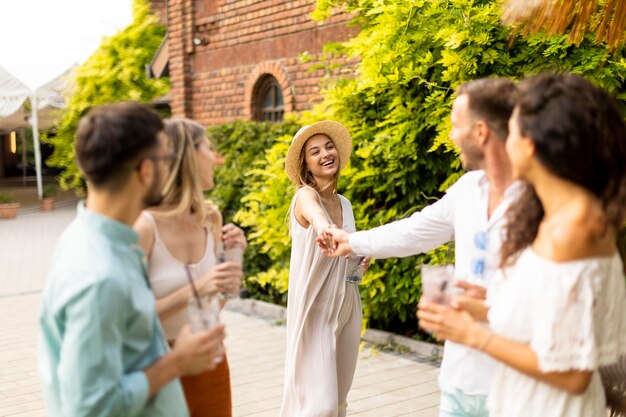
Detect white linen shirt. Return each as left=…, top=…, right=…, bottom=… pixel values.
left=349, top=170, right=521, bottom=395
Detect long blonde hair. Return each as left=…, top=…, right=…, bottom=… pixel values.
left=162, top=118, right=222, bottom=235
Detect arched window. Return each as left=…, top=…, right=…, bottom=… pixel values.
left=254, top=75, right=284, bottom=122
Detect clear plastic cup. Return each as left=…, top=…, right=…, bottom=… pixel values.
left=188, top=295, right=224, bottom=363
left=346, top=254, right=366, bottom=284
left=223, top=245, right=243, bottom=265
left=420, top=264, right=456, bottom=305
left=218, top=244, right=244, bottom=299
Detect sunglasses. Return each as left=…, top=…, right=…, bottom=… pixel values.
left=470, top=230, right=488, bottom=276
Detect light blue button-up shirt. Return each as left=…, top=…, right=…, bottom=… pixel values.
left=38, top=203, right=189, bottom=417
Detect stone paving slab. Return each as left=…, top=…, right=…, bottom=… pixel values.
left=224, top=307, right=441, bottom=417
left=0, top=206, right=76, bottom=298
left=0, top=205, right=441, bottom=416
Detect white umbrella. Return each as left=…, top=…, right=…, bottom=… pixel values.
left=0, top=66, right=70, bottom=198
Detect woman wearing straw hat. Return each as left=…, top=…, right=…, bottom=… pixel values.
left=135, top=118, right=246, bottom=417
left=279, top=120, right=367, bottom=417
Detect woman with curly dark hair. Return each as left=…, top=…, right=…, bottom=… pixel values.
left=418, top=73, right=626, bottom=417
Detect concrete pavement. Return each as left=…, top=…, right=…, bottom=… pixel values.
left=0, top=203, right=441, bottom=416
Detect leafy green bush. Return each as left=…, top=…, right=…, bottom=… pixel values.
left=45, top=0, right=168, bottom=192
left=234, top=0, right=626, bottom=336
left=233, top=134, right=294, bottom=297
left=208, top=120, right=300, bottom=303
left=208, top=120, right=300, bottom=222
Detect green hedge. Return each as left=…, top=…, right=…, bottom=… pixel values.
left=208, top=120, right=301, bottom=304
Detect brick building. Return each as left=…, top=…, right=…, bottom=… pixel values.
left=148, top=0, right=357, bottom=124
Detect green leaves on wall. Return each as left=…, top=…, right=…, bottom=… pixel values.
left=46, top=0, right=169, bottom=192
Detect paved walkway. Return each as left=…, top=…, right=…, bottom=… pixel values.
left=0, top=204, right=441, bottom=416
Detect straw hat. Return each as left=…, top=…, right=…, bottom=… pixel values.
left=285, top=120, right=352, bottom=184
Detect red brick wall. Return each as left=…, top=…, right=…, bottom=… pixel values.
left=163, top=0, right=358, bottom=124
left=149, top=0, right=168, bottom=25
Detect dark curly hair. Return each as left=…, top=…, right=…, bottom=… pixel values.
left=500, top=73, right=626, bottom=266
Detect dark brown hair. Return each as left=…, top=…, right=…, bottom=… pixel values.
left=456, top=78, right=517, bottom=141
left=500, top=73, right=626, bottom=266
left=75, top=102, right=164, bottom=189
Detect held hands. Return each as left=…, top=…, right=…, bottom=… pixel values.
left=172, top=324, right=226, bottom=375
left=196, top=262, right=243, bottom=297
left=316, top=226, right=353, bottom=257
left=315, top=224, right=337, bottom=254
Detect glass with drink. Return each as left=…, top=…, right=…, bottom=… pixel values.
left=217, top=242, right=244, bottom=299
left=420, top=264, right=456, bottom=305
left=187, top=294, right=224, bottom=363
left=346, top=254, right=366, bottom=284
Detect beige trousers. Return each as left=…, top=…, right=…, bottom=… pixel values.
left=280, top=283, right=362, bottom=417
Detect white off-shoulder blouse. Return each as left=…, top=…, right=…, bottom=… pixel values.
left=487, top=248, right=626, bottom=417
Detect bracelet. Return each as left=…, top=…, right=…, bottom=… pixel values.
left=478, top=331, right=495, bottom=352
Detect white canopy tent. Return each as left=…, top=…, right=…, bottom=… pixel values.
left=0, top=66, right=70, bottom=198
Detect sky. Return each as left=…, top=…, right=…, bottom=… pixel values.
left=0, top=0, right=134, bottom=90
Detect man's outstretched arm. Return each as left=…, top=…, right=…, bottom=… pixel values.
left=320, top=192, right=455, bottom=258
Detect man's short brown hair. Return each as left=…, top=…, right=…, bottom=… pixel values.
left=75, top=102, right=164, bottom=189
left=456, top=78, right=517, bottom=141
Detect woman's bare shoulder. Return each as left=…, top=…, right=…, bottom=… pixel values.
left=295, top=187, right=320, bottom=205
left=134, top=211, right=156, bottom=257
left=542, top=217, right=614, bottom=261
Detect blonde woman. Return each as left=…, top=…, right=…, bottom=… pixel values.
left=135, top=119, right=246, bottom=417
left=279, top=121, right=366, bottom=417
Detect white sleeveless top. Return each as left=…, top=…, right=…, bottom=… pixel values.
left=142, top=212, right=217, bottom=340
left=280, top=187, right=359, bottom=415
left=488, top=248, right=626, bottom=417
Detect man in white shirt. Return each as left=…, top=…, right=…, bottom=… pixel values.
left=320, top=78, right=519, bottom=417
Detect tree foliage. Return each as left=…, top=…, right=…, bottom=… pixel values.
left=46, top=0, right=168, bottom=191
left=208, top=120, right=301, bottom=303
left=232, top=0, right=626, bottom=335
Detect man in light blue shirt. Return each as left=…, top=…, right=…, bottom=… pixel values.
left=38, top=102, right=225, bottom=417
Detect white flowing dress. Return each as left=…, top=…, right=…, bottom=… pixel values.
left=487, top=248, right=626, bottom=417
left=279, top=187, right=363, bottom=417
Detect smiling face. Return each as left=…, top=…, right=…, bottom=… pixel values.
left=303, top=134, right=340, bottom=181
